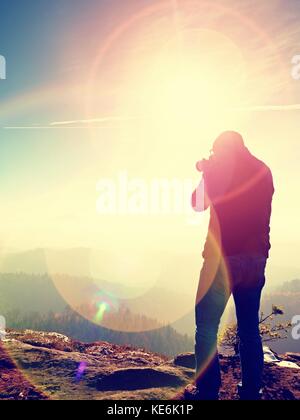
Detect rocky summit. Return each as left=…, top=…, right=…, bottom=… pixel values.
left=0, top=330, right=299, bottom=400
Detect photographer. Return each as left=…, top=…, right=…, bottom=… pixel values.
left=189, top=131, right=274, bottom=400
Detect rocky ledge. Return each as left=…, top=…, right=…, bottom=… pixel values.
left=0, top=330, right=299, bottom=400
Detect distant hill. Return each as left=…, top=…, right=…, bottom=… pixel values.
left=1, top=249, right=298, bottom=354
left=0, top=268, right=192, bottom=331
left=4, top=308, right=194, bottom=357
left=171, top=279, right=300, bottom=354
left=0, top=273, right=194, bottom=356
left=0, top=248, right=91, bottom=277
left=0, top=273, right=66, bottom=314
left=276, top=279, right=300, bottom=293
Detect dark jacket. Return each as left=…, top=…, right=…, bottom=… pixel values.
left=192, top=149, right=274, bottom=258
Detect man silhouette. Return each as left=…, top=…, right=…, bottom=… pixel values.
left=190, top=131, right=274, bottom=400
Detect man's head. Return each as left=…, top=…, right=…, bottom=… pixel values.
left=212, top=131, right=245, bottom=158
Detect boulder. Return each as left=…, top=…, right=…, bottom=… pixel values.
left=173, top=353, right=195, bottom=369
left=93, top=367, right=186, bottom=391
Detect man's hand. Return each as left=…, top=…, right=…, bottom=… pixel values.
left=196, top=159, right=210, bottom=172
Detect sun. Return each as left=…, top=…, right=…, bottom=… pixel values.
left=135, top=28, right=246, bottom=126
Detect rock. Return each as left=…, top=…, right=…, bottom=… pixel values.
left=0, top=353, right=15, bottom=369
left=8, top=330, right=73, bottom=352
left=0, top=343, right=47, bottom=400
left=93, top=367, right=186, bottom=391
left=263, top=347, right=280, bottom=363
left=173, top=353, right=195, bottom=369
left=285, top=353, right=300, bottom=363
left=276, top=361, right=300, bottom=370
left=0, top=330, right=299, bottom=400
left=263, top=348, right=300, bottom=369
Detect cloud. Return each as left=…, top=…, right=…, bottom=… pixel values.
left=50, top=116, right=141, bottom=126
left=2, top=126, right=91, bottom=130
left=233, top=104, right=300, bottom=111
left=2, top=116, right=142, bottom=130
left=2, top=104, right=300, bottom=130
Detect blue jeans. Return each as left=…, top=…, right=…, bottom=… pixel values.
left=195, top=255, right=266, bottom=399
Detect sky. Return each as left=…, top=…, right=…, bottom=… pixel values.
left=1, top=0, right=300, bottom=304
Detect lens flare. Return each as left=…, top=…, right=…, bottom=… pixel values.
left=95, top=302, right=109, bottom=322
left=92, top=289, right=119, bottom=324
left=76, top=361, right=87, bottom=382
left=85, top=0, right=289, bottom=138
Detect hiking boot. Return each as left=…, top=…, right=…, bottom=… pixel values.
left=237, top=382, right=263, bottom=400
left=184, top=384, right=219, bottom=401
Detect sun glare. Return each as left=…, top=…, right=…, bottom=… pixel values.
left=143, top=29, right=246, bottom=121
left=86, top=26, right=247, bottom=151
